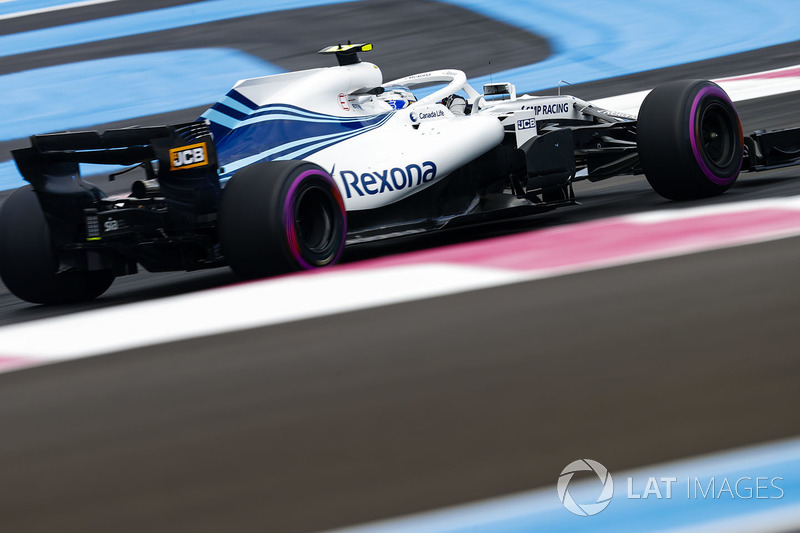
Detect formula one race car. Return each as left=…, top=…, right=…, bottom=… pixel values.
left=2, top=43, right=799, bottom=304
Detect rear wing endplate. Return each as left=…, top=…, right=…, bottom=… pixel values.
left=12, top=121, right=217, bottom=191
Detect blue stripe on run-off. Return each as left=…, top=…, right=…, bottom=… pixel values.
left=0, top=48, right=280, bottom=142
left=324, top=437, right=800, bottom=533
left=0, top=160, right=124, bottom=192
left=3, top=0, right=796, bottom=84
left=0, top=0, right=101, bottom=16
left=0, top=48, right=281, bottom=191
left=439, top=0, right=800, bottom=92
left=2, top=0, right=799, bottom=191
left=0, top=0, right=360, bottom=58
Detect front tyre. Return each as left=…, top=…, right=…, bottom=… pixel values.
left=0, top=186, right=114, bottom=304
left=637, top=80, right=743, bottom=200
left=218, top=161, right=347, bottom=279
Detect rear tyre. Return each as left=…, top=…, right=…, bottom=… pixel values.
left=218, top=161, right=347, bottom=279
left=0, top=186, right=114, bottom=304
left=637, top=80, right=743, bottom=200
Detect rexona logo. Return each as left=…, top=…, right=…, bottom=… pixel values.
left=340, top=161, right=437, bottom=198
left=169, top=142, right=208, bottom=170
left=557, top=459, right=614, bottom=517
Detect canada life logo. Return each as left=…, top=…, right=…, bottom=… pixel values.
left=557, top=459, right=614, bottom=516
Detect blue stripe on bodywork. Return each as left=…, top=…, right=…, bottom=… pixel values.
left=203, top=109, right=238, bottom=137
left=225, top=90, right=259, bottom=111
left=259, top=112, right=394, bottom=162
left=210, top=103, right=393, bottom=176
left=242, top=104, right=378, bottom=123
left=202, top=90, right=261, bottom=138
left=211, top=102, right=251, bottom=122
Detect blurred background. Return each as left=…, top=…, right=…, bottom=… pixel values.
left=0, top=1, right=799, bottom=532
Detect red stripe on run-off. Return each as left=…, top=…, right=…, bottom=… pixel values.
left=345, top=208, right=800, bottom=272
left=724, top=66, right=800, bottom=81
left=0, top=356, right=39, bottom=373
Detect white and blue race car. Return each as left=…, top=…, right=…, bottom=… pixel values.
left=1, top=43, right=798, bottom=303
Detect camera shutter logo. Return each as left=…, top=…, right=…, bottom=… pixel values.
left=557, top=459, right=614, bottom=516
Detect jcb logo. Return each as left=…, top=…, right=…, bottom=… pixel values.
left=169, top=142, right=208, bottom=170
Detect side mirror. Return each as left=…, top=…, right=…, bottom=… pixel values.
left=483, top=82, right=517, bottom=101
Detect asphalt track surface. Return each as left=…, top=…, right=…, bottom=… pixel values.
left=1, top=2, right=800, bottom=532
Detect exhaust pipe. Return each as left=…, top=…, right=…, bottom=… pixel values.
left=131, top=179, right=161, bottom=198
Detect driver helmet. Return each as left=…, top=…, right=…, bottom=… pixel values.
left=380, top=86, right=417, bottom=110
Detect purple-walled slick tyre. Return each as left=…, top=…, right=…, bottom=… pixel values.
left=637, top=80, right=743, bottom=200
left=219, top=160, right=346, bottom=279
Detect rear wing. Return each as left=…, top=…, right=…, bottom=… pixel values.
left=12, top=121, right=220, bottom=213
left=13, top=121, right=217, bottom=187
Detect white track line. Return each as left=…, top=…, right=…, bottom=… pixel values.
left=3, top=196, right=800, bottom=368
left=0, top=0, right=120, bottom=21
left=0, top=264, right=522, bottom=361
left=593, top=64, right=800, bottom=115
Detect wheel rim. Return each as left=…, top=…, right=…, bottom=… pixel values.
left=294, top=186, right=336, bottom=254
left=699, top=102, right=736, bottom=169
left=688, top=85, right=742, bottom=186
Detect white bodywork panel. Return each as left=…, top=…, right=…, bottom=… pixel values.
left=204, top=62, right=505, bottom=212
left=203, top=61, right=594, bottom=212
left=310, top=110, right=504, bottom=210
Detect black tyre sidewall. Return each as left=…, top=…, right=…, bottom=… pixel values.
left=638, top=80, right=743, bottom=200
left=0, top=186, right=114, bottom=304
